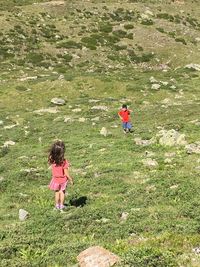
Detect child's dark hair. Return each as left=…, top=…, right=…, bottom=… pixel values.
left=48, top=140, right=65, bottom=165
left=122, top=104, right=127, bottom=109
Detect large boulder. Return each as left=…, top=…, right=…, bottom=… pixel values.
left=185, top=142, right=200, bottom=154
left=77, top=246, right=120, bottom=267
left=157, top=129, right=187, bottom=146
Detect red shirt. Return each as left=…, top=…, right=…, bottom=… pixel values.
left=118, top=109, right=131, bottom=122
left=51, top=159, right=70, bottom=183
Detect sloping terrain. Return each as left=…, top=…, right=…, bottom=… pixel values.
left=0, top=1, right=200, bottom=266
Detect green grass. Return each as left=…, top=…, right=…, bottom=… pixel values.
left=1, top=0, right=200, bottom=266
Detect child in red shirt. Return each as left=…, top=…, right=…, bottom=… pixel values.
left=118, top=104, right=133, bottom=133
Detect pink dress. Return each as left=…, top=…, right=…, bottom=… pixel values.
left=49, top=159, right=70, bottom=191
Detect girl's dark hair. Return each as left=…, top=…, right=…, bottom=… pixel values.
left=122, top=104, right=127, bottom=109
left=48, top=140, right=65, bottom=165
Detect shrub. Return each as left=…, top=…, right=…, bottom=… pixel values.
left=15, top=85, right=27, bottom=91
left=156, top=27, right=165, bottom=33
left=175, top=37, right=187, bottom=45
left=26, top=53, right=44, bottom=65
left=141, top=19, right=154, bottom=25
left=99, top=22, right=113, bottom=33
left=56, top=40, right=82, bottom=49
left=113, top=30, right=127, bottom=38
left=124, top=24, right=134, bottom=30
left=123, top=247, right=177, bottom=267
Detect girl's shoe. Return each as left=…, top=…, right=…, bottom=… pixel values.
left=60, top=204, right=65, bottom=210
left=55, top=204, right=60, bottom=210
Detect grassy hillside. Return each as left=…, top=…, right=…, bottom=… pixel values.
left=1, top=0, right=200, bottom=266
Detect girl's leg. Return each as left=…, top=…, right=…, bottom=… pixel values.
left=55, top=190, right=60, bottom=208
left=59, top=190, right=65, bottom=209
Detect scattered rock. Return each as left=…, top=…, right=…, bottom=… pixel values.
left=192, top=247, right=200, bottom=254
left=4, top=124, right=18, bottom=129
left=100, top=127, right=108, bottom=137
left=170, top=184, right=179, bottom=189
left=51, top=98, right=65, bottom=105
left=18, top=76, right=37, bottom=81
left=142, top=158, right=158, bottom=168
left=19, top=209, right=29, bottom=221
left=88, top=99, right=100, bottom=103
left=72, top=108, right=82, bottom=113
left=3, top=140, right=15, bottom=147
left=91, top=117, right=100, bottom=121
left=134, top=137, right=156, bottom=146
left=91, top=106, right=108, bottom=111
left=0, top=176, right=4, bottom=182
left=185, top=64, right=200, bottom=71
left=164, top=158, right=173, bottom=164
left=151, top=84, right=160, bottom=90
left=164, top=152, right=176, bottom=158
left=79, top=117, right=86, bottom=122
left=149, top=76, right=158, bottom=83
left=34, top=1, right=65, bottom=6
left=58, top=75, right=64, bottom=80
left=0, top=120, right=4, bottom=125
left=144, top=151, right=155, bottom=157
left=64, top=117, right=73, bottom=123
left=120, top=212, right=129, bottom=221
left=34, top=107, right=59, bottom=114
left=157, top=129, right=187, bottom=146
left=185, top=142, right=200, bottom=154
left=77, top=246, right=120, bottom=267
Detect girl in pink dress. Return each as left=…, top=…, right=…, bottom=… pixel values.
left=48, top=140, right=73, bottom=210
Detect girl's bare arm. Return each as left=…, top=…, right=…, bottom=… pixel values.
left=64, top=169, right=74, bottom=185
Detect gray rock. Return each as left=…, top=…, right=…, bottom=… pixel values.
left=134, top=137, right=156, bottom=146
left=0, top=120, right=3, bottom=125
left=34, top=107, right=59, bottom=114
left=186, top=142, right=200, bottom=154
left=149, top=76, right=158, bottom=83
left=151, top=84, right=161, bottom=90
left=120, top=212, right=129, bottom=221
left=185, top=64, right=200, bottom=71
left=51, top=98, right=65, bottom=105
left=142, top=158, right=158, bottom=168
left=157, top=129, right=187, bottom=146
left=100, top=127, right=108, bottom=137
left=19, top=209, right=29, bottom=221
left=91, top=105, right=108, bottom=111
left=77, top=246, right=120, bottom=267
left=3, top=140, right=16, bottom=147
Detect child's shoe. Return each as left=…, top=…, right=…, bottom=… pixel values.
left=54, top=204, right=60, bottom=210
left=60, top=204, right=65, bottom=210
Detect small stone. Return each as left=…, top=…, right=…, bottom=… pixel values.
left=192, top=247, right=200, bottom=254
left=79, top=117, right=86, bottom=122
left=164, top=158, right=172, bottom=164
left=4, top=124, right=18, bottom=129
left=149, top=76, right=158, bottom=83
left=77, top=246, right=120, bottom=267
left=91, top=106, right=108, bottom=111
left=72, top=108, right=82, bottom=113
left=170, top=184, right=179, bottom=189
left=51, top=98, right=65, bottom=105
left=185, top=64, right=200, bottom=71
left=100, top=127, right=108, bottom=137
left=134, top=137, right=156, bottom=146
left=3, top=140, right=15, bottom=147
left=91, top=117, right=100, bottom=121
left=120, top=212, right=129, bottom=221
left=34, top=107, right=58, bottom=114
left=186, top=142, right=200, bottom=154
left=0, top=120, right=4, bottom=125
left=58, top=74, right=64, bottom=80
left=151, top=84, right=161, bottom=90
left=64, top=117, right=72, bottom=123
left=142, top=158, right=158, bottom=168
left=19, top=209, right=29, bottom=221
